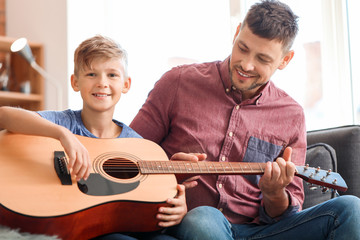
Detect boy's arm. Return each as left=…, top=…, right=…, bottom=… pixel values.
left=0, top=106, right=91, bottom=180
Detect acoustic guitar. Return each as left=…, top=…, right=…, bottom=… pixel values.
left=0, top=131, right=347, bottom=239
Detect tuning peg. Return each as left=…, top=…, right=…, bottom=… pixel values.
left=332, top=190, right=340, bottom=197
left=321, top=187, right=329, bottom=193
left=326, top=169, right=332, bottom=176
left=315, top=166, right=321, bottom=173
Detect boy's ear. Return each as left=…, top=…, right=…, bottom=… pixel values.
left=278, top=50, right=294, bottom=70
left=71, top=74, right=80, bottom=92
left=122, top=77, right=131, bottom=94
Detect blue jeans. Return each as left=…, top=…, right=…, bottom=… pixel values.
left=168, top=195, right=360, bottom=240
left=93, top=231, right=177, bottom=240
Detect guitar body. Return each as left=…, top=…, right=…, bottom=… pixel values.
left=0, top=131, right=177, bottom=239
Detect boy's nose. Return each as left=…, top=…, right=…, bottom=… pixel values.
left=97, top=74, right=109, bottom=87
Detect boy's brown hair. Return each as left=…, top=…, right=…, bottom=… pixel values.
left=73, top=35, right=128, bottom=77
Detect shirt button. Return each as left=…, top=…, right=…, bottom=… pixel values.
left=235, top=105, right=239, bottom=110
left=226, top=88, right=230, bottom=93
left=219, top=183, right=223, bottom=188
left=229, top=132, right=233, bottom=137
left=221, top=156, right=226, bottom=161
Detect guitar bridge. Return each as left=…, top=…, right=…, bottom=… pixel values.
left=54, top=151, right=72, bottom=185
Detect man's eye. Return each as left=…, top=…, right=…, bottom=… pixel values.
left=258, top=57, right=270, bottom=63
left=239, top=47, right=247, bottom=52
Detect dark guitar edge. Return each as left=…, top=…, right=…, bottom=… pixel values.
left=0, top=200, right=170, bottom=239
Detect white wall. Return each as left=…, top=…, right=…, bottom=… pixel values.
left=6, top=0, right=68, bottom=110
left=6, top=0, right=232, bottom=126
left=66, top=0, right=232, bottom=124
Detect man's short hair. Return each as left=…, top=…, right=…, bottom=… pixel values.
left=242, top=0, right=299, bottom=52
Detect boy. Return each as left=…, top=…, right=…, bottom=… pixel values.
left=0, top=35, right=182, bottom=240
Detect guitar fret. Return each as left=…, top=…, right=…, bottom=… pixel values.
left=151, top=161, right=157, bottom=173
left=188, top=162, right=194, bottom=172
left=161, top=161, right=169, bottom=173
left=211, top=162, right=217, bottom=173
left=204, top=161, right=210, bottom=173
left=175, top=161, right=181, bottom=173
left=220, top=162, right=232, bottom=173
left=187, top=162, right=192, bottom=172
left=166, top=161, right=173, bottom=173
left=197, top=162, right=203, bottom=173
left=219, top=162, right=225, bottom=173
left=258, top=162, right=264, bottom=172
left=229, top=162, right=235, bottom=173
left=247, top=162, right=253, bottom=173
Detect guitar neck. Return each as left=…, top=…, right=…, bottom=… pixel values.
left=138, top=161, right=265, bottom=175
left=137, top=160, right=348, bottom=192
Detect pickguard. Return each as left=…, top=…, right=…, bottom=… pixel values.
left=77, top=173, right=140, bottom=196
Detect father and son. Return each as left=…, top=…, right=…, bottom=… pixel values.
left=0, top=1, right=359, bottom=239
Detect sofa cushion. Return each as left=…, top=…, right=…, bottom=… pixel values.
left=302, top=143, right=337, bottom=209
left=307, top=125, right=360, bottom=198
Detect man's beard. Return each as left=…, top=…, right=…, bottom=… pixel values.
left=229, top=70, right=266, bottom=92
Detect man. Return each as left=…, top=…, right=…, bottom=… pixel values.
left=131, top=0, right=360, bottom=239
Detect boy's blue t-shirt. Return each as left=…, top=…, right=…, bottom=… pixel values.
left=37, top=109, right=142, bottom=139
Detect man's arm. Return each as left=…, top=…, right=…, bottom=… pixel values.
left=0, top=106, right=91, bottom=180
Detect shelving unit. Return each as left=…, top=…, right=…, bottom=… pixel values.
left=0, top=36, right=44, bottom=110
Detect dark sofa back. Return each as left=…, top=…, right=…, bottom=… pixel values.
left=307, top=125, right=360, bottom=198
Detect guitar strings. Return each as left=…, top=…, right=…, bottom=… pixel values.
left=102, top=159, right=265, bottom=174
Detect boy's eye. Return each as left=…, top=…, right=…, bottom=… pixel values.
left=109, top=73, right=117, bottom=78
left=86, top=73, right=96, bottom=77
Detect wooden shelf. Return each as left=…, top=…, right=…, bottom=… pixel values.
left=0, top=91, right=42, bottom=110
left=0, top=36, right=44, bottom=111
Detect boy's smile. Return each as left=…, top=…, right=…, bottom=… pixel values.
left=92, top=93, right=111, bottom=98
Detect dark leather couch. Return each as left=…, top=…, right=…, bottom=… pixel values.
left=303, top=125, right=360, bottom=208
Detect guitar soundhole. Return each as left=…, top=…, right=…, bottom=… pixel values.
left=103, top=158, right=139, bottom=179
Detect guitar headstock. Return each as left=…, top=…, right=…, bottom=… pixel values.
left=295, top=165, right=348, bottom=192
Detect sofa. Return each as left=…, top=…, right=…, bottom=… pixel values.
left=303, top=125, right=360, bottom=208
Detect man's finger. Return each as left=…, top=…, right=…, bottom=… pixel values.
left=282, top=147, right=292, bottom=162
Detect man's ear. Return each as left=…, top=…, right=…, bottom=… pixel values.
left=71, top=74, right=80, bottom=92
left=233, top=23, right=242, bottom=44
left=122, top=77, right=131, bottom=94
left=278, top=50, right=294, bottom=70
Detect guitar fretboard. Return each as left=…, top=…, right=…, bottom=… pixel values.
left=138, top=161, right=265, bottom=175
